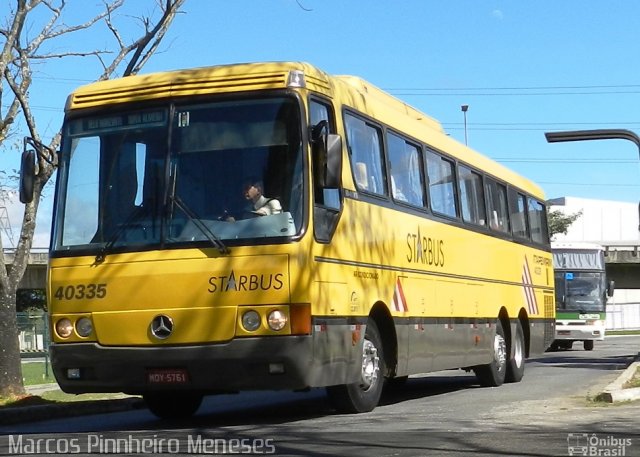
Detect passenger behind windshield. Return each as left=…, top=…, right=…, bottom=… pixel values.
left=224, top=178, right=282, bottom=221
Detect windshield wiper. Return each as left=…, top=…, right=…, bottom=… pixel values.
left=95, top=205, right=148, bottom=263
left=171, top=194, right=229, bottom=255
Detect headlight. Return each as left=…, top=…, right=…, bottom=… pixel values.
left=242, top=310, right=261, bottom=332
left=56, top=318, right=73, bottom=338
left=75, top=317, right=93, bottom=337
left=267, top=310, right=287, bottom=331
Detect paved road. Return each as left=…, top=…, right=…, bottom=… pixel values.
left=2, top=336, right=639, bottom=456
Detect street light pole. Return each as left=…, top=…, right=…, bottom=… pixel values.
left=545, top=129, right=640, bottom=150
left=461, top=105, right=469, bottom=146
left=544, top=128, right=640, bottom=231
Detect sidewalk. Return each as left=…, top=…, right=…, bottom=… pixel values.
left=0, top=385, right=143, bottom=426
left=25, top=383, right=61, bottom=396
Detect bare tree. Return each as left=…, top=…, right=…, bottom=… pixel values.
left=0, top=0, right=185, bottom=398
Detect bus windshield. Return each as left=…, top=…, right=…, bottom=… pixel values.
left=554, top=271, right=606, bottom=312
left=55, top=97, right=304, bottom=253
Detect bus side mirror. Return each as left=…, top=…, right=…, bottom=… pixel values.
left=19, top=149, right=36, bottom=204
left=324, top=134, right=342, bottom=189
left=607, top=280, right=615, bottom=297
left=312, top=121, right=342, bottom=189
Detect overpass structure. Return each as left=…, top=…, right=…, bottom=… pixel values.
left=604, top=242, right=640, bottom=289
left=4, top=248, right=48, bottom=289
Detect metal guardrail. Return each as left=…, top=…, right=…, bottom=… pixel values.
left=18, top=311, right=51, bottom=379
left=17, top=312, right=49, bottom=354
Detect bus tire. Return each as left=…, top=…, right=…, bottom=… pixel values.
left=473, top=320, right=507, bottom=387
left=506, top=320, right=525, bottom=383
left=584, top=340, right=595, bottom=351
left=327, top=320, right=385, bottom=413
left=144, top=392, right=203, bottom=419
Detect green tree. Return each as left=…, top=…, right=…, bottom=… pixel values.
left=548, top=209, right=582, bottom=239
left=0, top=0, right=185, bottom=399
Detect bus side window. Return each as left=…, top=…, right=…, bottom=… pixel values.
left=345, top=113, right=387, bottom=196
left=386, top=131, right=425, bottom=207
left=485, top=178, right=510, bottom=233
left=426, top=150, right=458, bottom=218
left=458, top=164, right=486, bottom=226
left=528, top=197, right=549, bottom=244
left=509, top=190, right=529, bottom=239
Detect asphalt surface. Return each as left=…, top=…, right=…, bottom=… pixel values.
left=1, top=353, right=638, bottom=427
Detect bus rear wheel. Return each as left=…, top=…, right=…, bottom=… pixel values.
left=473, top=320, right=507, bottom=387
left=506, top=320, right=525, bottom=383
left=144, top=392, right=203, bottom=419
left=327, top=320, right=385, bottom=413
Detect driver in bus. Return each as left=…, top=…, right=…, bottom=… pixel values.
left=224, top=178, right=282, bottom=221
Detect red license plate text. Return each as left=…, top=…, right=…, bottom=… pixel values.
left=147, top=368, right=189, bottom=384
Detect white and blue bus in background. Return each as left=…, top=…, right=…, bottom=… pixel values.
left=551, top=242, right=615, bottom=351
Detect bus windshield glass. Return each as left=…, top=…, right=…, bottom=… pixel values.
left=554, top=271, right=606, bottom=312
left=55, top=97, right=304, bottom=252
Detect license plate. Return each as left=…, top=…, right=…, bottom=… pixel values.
left=557, top=331, right=571, bottom=336
left=147, top=368, right=189, bottom=384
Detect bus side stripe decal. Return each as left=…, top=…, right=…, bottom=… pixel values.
left=393, top=278, right=409, bottom=312
left=314, top=256, right=554, bottom=292
left=522, top=257, right=539, bottom=315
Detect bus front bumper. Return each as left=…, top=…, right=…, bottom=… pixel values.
left=555, top=322, right=605, bottom=341
left=49, top=336, right=325, bottom=395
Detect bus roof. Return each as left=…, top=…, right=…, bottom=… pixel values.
left=330, top=74, right=544, bottom=198
left=65, top=61, right=331, bottom=111
left=65, top=61, right=545, bottom=199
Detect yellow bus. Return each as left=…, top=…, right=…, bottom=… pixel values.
left=21, top=62, right=555, bottom=418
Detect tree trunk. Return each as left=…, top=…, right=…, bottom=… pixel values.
left=0, top=287, right=25, bottom=398
left=0, top=185, right=41, bottom=398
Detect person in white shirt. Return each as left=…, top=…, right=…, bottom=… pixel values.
left=244, top=180, right=282, bottom=216
left=225, top=179, right=282, bottom=221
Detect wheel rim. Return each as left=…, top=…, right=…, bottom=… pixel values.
left=360, top=338, right=380, bottom=390
left=494, top=333, right=507, bottom=369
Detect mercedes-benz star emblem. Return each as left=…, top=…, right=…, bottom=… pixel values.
left=150, top=315, right=174, bottom=340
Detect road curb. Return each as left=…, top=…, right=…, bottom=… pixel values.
left=0, top=397, right=143, bottom=426
left=597, top=356, right=640, bottom=403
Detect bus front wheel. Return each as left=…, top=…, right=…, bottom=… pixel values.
left=144, top=392, right=203, bottom=419
left=327, top=319, right=385, bottom=413
left=584, top=340, right=595, bottom=351
left=473, top=320, right=507, bottom=387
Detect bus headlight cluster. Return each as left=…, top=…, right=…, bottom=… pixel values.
left=240, top=308, right=289, bottom=332
left=54, top=316, right=93, bottom=338
left=267, top=310, right=287, bottom=331
left=76, top=317, right=93, bottom=337
left=242, top=311, right=261, bottom=332
left=55, top=318, right=73, bottom=338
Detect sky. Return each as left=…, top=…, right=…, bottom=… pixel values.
left=3, top=0, right=640, bottom=247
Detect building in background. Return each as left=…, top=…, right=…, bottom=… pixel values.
left=549, top=196, right=640, bottom=330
